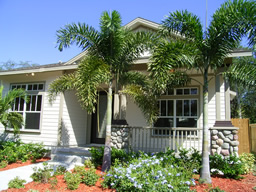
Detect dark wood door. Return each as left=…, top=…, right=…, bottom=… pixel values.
left=91, top=92, right=108, bottom=144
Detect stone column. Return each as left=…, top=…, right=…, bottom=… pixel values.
left=210, top=127, right=239, bottom=157
left=111, top=125, right=130, bottom=152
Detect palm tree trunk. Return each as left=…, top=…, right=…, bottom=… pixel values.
left=200, top=68, right=212, bottom=184
left=102, top=80, right=113, bottom=172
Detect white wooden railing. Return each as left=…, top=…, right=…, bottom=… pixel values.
left=128, top=127, right=202, bottom=153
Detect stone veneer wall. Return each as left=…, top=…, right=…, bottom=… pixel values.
left=111, top=126, right=130, bottom=151
left=210, top=127, right=239, bottom=157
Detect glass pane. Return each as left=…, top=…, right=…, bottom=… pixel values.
left=8, top=112, right=23, bottom=129
left=176, top=100, right=183, bottom=116
left=21, top=85, right=26, bottom=89
left=191, top=88, right=198, bottom=95
left=19, top=98, right=24, bottom=111
left=11, top=85, right=16, bottom=90
left=154, top=118, right=173, bottom=127
left=31, top=95, right=36, bottom=111
left=184, top=100, right=190, bottom=116
left=157, top=101, right=160, bottom=116
left=184, top=89, right=190, bottom=95
left=176, top=89, right=183, bottom=95
left=14, top=97, right=19, bottom=111
left=160, top=100, right=166, bottom=116
left=17, top=85, right=21, bottom=89
left=25, top=113, right=40, bottom=129
left=38, top=84, right=44, bottom=90
left=167, top=88, right=174, bottom=95
left=28, top=84, right=32, bottom=90
left=36, top=95, right=42, bottom=111
left=176, top=118, right=197, bottom=127
left=167, top=100, right=173, bottom=116
left=191, top=100, right=197, bottom=116
left=26, top=96, right=31, bottom=111
left=33, top=84, right=38, bottom=90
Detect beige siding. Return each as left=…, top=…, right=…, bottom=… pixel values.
left=61, top=91, right=87, bottom=146
left=220, top=76, right=226, bottom=119
left=0, top=71, right=62, bottom=146
left=208, top=76, right=216, bottom=128
left=126, top=96, right=148, bottom=127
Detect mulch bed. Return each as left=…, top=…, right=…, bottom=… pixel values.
left=0, top=157, right=51, bottom=172
left=191, top=173, right=256, bottom=192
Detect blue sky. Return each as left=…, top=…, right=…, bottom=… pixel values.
left=0, top=0, right=226, bottom=65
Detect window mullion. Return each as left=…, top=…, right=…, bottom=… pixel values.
left=174, top=99, right=176, bottom=127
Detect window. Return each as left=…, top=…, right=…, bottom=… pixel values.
left=11, top=83, right=44, bottom=130
left=154, top=88, right=199, bottom=129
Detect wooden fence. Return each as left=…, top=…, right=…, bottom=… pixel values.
left=231, top=118, right=256, bottom=154
left=250, top=124, right=256, bottom=153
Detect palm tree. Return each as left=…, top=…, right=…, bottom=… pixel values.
left=150, top=0, right=256, bottom=183
left=48, top=11, right=158, bottom=171
left=225, top=55, right=256, bottom=118
left=0, top=86, right=27, bottom=136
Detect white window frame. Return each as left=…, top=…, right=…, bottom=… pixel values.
left=10, top=83, right=44, bottom=132
left=153, top=87, right=199, bottom=136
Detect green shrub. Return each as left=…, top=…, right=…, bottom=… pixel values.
left=73, top=165, right=86, bottom=175
left=239, top=153, right=256, bottom=174
left=81, top=168, right=99, bottom=186
left=49, top=176, right=58, bottom=189
left=30, top=162, right=53, bottom=183
left=210, top=154, right=243, bottom=179
left=84, top=159, right=95, bottom=168
left=8, top=176, right=26, bottom=189
left=0, top=141, right=49, bottom=164
left=89, top=147, right=104, bottom=166
left=0, top=160, right=8, bottom=168
left=89, top=146, right=139, bottom=167
left=103, top=153, right=196, bottom=191
left=54, top=165, right=67, bottom=176
left=64, top=172, right=81, bottom=190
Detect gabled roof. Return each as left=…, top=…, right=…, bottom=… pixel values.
left=0, top=18, right=252, bottom=76
left=124, top=17, right=160, bottom=31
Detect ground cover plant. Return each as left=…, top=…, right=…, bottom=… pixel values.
left=0, top=140, right=49, bottom=166
left=102, top=149, right=200, bottom=191
left=8, top=176, right=26, bottom=189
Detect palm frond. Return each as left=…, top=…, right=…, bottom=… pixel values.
left=119, top=71, right=149, bottom=88
left=161, top=10, right=203, bottom=42
left=75, top=56, right=111, bottom=113
left=48, top=73, right=77, bottom=103
left=224, top=56, right=256, bottom=87
left=56, top=22, right=100, bottom=51
left=207, top=0, right=256, bottom=68
left=122, top=85, right=159, bottom=125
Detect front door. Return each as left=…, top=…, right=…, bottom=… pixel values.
left=91, top=92, right=108, bottom=144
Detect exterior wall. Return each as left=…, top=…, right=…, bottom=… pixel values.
left=126, top=96, right=148, bottom=127
left=0, top=71, right=63, bottom=146
left=60, top=91, right=87, bottom=146
left=220, top=76, right=226, bottom=120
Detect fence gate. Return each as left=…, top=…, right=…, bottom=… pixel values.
left=231, top=118, right=250, bottom=154
left=250, top=124, right=256, bottom=153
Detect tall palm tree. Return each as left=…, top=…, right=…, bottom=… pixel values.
left=0, top=86, right=26, bottom=136
left=150, top=0, right=256, bottom=183
left=48, top=11, right=158, bottom=171
left=225, top=55, right=256, bottom=118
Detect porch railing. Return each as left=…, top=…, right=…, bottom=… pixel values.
left=128, top=127, right=202, bottom=153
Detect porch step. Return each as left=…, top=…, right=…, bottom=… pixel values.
left=50, top=147, right=92, bottom=164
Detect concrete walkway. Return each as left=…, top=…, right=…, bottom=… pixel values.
left=0, top=161, right=83, bottom=191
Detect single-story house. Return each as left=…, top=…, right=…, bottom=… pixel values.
left=0, top=18, right=251, bottom=155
